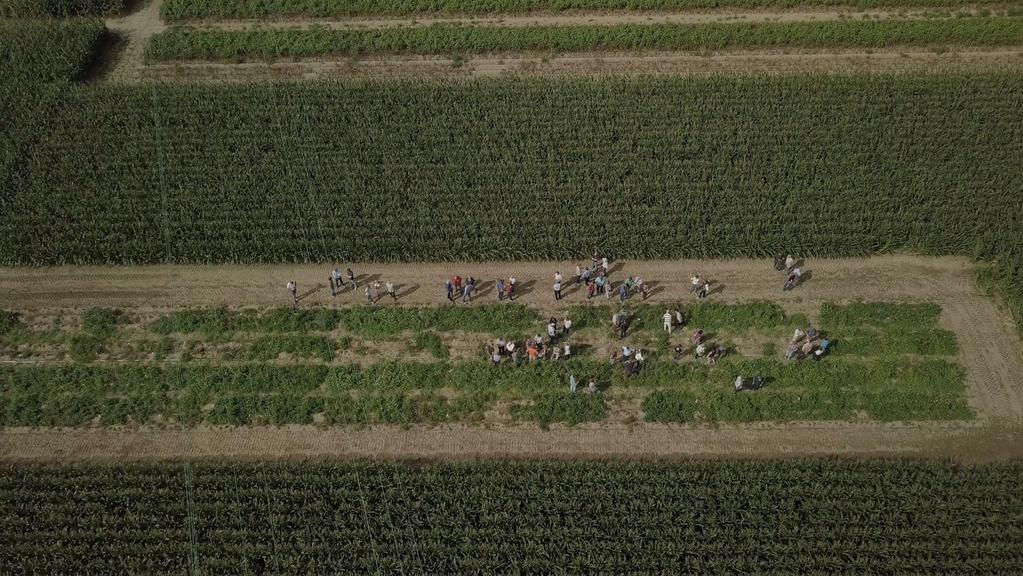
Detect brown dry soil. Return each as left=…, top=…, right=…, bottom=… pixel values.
left=2, top=255, right=1022, bottom=463
left=142, top=49, right=1023, bottom=82
left=103, top=0, right=1023, bottom=82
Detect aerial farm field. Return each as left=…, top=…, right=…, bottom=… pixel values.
left=2, top=0, right=1023, bottom=572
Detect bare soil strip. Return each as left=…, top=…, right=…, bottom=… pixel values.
left=140, top=48, right=1023, bottom=81
left=2, top=422, right=1021, bottom=464
left=2, top=255, right=1022, bottom=464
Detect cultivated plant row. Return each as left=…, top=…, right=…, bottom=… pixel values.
left=2, top=460, right=1021, bottom=574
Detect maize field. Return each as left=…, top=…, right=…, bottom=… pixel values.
left=2, top=460, right=1022, bottom=574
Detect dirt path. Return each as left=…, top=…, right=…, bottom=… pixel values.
left=2, top=256, right=1022, bottom=437
left=1, top=422, right=1020, bottom=464
left=103, top=0, right=167, bottom=83
left=142, top=48, right=1023, bottom=81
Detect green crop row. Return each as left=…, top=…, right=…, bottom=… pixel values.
left=3, top=460, right=1021, bottom=574
left=150, top=304, right=543, bottom=337
left=147, top=17, right=1023, bottom=61
left=147, top=301, right=793, bottom=338
left=158, top=0, right=1009, bottom=20
left=0, top=355, right=970, bottom=426
left=0, top=18, right=106, bottom=84
left=0, top=0, right=125, bottom=17
left=820, top=301, right=942, bottom=326
left=2, top=73, right=1020, bottom=265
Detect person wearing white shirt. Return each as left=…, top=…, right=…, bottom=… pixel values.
left=663, top=310, right=673, bottom=333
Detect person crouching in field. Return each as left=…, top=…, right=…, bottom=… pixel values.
left=784, top=267, right=802, bottom=291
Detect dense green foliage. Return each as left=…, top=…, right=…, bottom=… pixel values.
left=150, top=304, right=542, bottom=337
left=246, top=334, right=336, bottom=361
left=148, top=18, right=1023, bottom=61
left=0, top=356, right=969, bottom=426
left=978, top=263, right=1023, bottom=337
left=2, top=73, right=1021, bottom=264
left=159, top=0, right=1005, bottom=19
left=3, top=460, right=1022, bottom=574
left=0, top=0, right=124, bottom=17
left=0, top=18, right=106, bottom=84
left=0, top=311, right=17, bottom=336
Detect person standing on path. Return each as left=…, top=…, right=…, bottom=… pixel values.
left=463, top=280, right=474, bottom=303
left=602, top=256, right=609, bottom=273
left=445, top=280, right=454, bottom=302
left=563, top=317, right=572, bottom=337
left=365, top=284, right=375, bottom=305
left=605, top=280, right=613, bottom=300
left=385, top=281, right=396, bottom=302
left=663, top=310, right=673, bottom=334
left=554, top=279, right=563, bottom=301
left=689, top=275, right=703, bottom=295
left=698, top=280, right=711, bottom=299
left=574, top=265, right=582, bottom=285
left=587, top=281, right=597, bottom=300
left=618, top=283, right=628, bottom=302
left=591, top=252, right=600, bottom=270
left=346, top=268, right=357, bottom=289
left=785, top=255, right=796, bottom=272
left=554, top=271, right=563, bottom=288
left=496, top=278, right=505, bottom=301
left=286, top=281, right=298, bottom=308
left=328, top=272, right=337, bottom=298
left=507, top=277, right=517, bottom=301
left=330, top=268, right=344, bottom=297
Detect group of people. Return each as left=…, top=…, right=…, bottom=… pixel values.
left=774, top=254, right=804, bottom=291
left=486, top=317, right=574, bottom=365
left=446, top=275, right=479, bottom=303
left=332, top=267, right=397, bottom=303
left=688, top=275, right=713, bottom=298
left=673, top=328, right=728, bottom=365
left=292, top=253, right=811, bottom=309
left=287, top=268, right=400, bottom=309
left=568, top=374, right=600, bottom=396
left=610, top=345, right=647, bottom=377
left=785, top=327, right=830, bottom=361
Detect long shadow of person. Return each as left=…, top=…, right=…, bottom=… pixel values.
left=517, top=280, right=537, bottom=298
left=397, top=284, right=419, bottom=300
left=475, top=280, right=495, bottom=298
left=297, top=284, right=324, bottom=302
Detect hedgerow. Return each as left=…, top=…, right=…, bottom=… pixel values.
left=159, top=0, right=1005, bottom=19
left=146, top=18, right=1023, bottom=61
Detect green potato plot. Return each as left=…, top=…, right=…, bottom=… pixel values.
left=0, top=302, right=971, bottom=427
